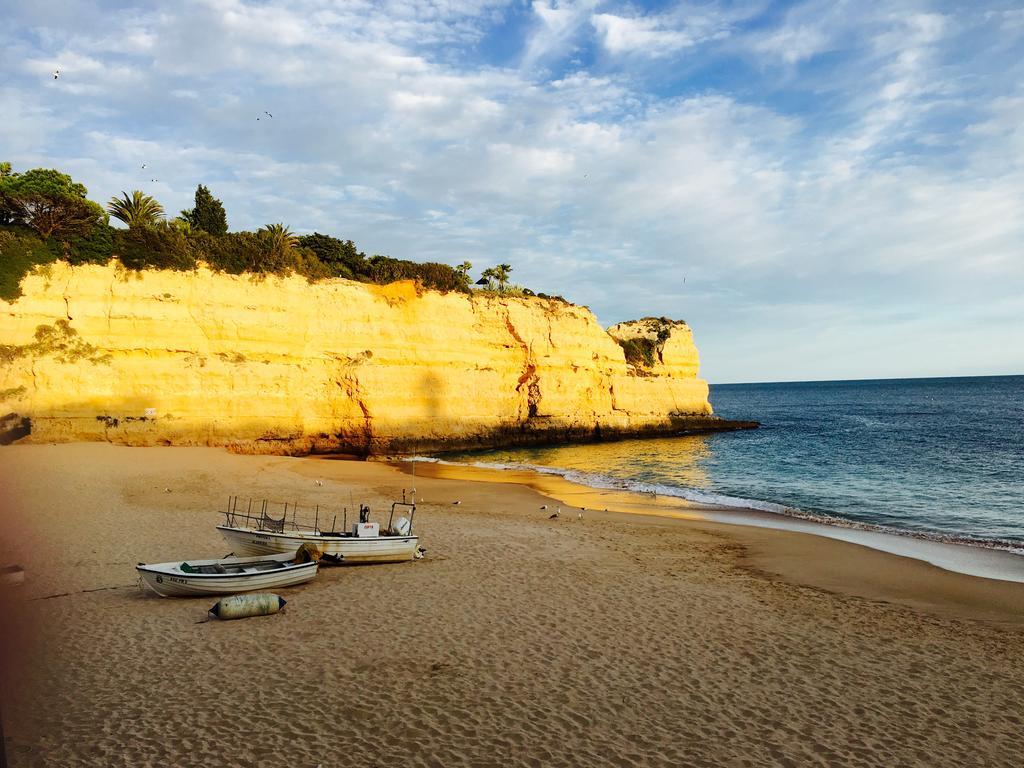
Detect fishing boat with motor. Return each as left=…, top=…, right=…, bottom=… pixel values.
left=136, top=550, right=319, bottom=597
left=216, top=495, right=421, bottom=564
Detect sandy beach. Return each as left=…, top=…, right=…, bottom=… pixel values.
left=1, top=443, right=1022, bottom=767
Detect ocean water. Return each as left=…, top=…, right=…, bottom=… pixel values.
left=438, top=375, right=1024, bottom=552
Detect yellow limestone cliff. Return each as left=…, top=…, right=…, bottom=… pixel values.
left=0, top=262, right=740, bottom=454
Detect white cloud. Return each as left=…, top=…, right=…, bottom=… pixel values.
left=2, top=0, right=1022, bottom=380
left=752, top=23, right=829, bottom=64
left=592, top=13, right=695, bottom=57
left=522, top=0, right=599, bottom=69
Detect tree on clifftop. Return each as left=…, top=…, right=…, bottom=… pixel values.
left=493, top=263, right=512, bottom=291
left=257, top=223, right=298, bottom=261
left=107, top=190, right=165, bottom=228
left=188, top=184, right=228, bottom=235
left=0, top=165, right=106, bottom=240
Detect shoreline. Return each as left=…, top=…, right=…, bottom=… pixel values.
left=392, top=457, right=1024, bottom=584
left=386, top=457, right=1024, bottom=622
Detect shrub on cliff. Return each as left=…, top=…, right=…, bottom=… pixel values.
left=293, top=248, right=333, bottom=281
left=114, top=225, right=196, bottom=271
left=64, top=222, right=115, bottom=266
left=367, top=255, right=469, bottom=293
left=187, top=229, right=327, bottom=279
left=0, top=227, right=54, bottom=301
left=297, top=233, right=368, bottom=279
left=616, top=337, right=658, bottom=368
left=190, top=231, right=262, bottom=274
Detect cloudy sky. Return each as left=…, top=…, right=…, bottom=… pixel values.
left=2, top=1, right=1022, bottom=382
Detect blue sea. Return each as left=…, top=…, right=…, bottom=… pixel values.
left=438, top=375, right=1024, bottom=552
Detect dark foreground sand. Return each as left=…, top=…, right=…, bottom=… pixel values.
left=0, top=444, right=1022, bottom=767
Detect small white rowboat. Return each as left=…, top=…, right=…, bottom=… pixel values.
left=136, top=551, right=318, bottom=598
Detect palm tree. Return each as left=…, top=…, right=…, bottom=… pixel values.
left=258, top=223, right=298, bottom=257
left=479, top=267, right=497, bottom=289
left=494, top=263, right=512, bottom=291
left=107, top=190, right=165, bottom=227
left=455, top=260, right=473, bottom=286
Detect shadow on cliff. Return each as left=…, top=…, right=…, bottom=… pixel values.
left=412, top=371, right=444, bottom=453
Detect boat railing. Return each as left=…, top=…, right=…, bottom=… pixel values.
left=221, top=495, right=416, bottom=536
left=222, top=496, right=343, bottom=535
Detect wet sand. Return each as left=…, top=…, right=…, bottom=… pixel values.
left=1, top=443, right=1022, bottom=767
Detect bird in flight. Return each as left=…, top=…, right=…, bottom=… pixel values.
left=258, top=111, right=273, bottom=121
left=52, top=69, right=60, bottom=80
left=141, top=163, right=147, bottom=169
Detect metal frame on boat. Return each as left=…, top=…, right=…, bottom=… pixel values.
left=216, top=495, right=420, bottom=564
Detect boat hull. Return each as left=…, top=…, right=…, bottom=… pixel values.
left=137, top=552, right=318, bottom=597
left=217, top=526, right=419, bottom=564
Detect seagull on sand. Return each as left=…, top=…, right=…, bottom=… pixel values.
left=548, top=506, right=560, bottom=520
left=540, top=504, right=548, bottom=510
left=315, top=479, right=322, bottom=486
left=163, top=487, right=172, bottom=493
left=452, top=501, right=461, bottom=505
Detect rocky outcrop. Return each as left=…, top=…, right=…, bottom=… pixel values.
left=0, top=262, right=753, bottom=455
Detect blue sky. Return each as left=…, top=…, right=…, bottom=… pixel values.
left=2, top=0, right=1022, bottom=383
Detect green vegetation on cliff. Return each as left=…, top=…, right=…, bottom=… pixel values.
left=0, top=163, right=526, bottom=302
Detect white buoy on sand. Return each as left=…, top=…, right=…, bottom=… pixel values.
left=209, top=593, right=286, bottom=620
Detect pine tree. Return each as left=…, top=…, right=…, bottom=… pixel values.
left=191, top=184, right=228, bottom=235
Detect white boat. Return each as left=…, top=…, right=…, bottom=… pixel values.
left=136, top=551, right=318, bottom=597
left=216, top=498, right=420, bottom=565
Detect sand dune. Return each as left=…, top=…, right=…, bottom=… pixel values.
left=0, top=444, right=1022, bottom=767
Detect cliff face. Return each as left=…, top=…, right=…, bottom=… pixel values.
left=0, top=262, right=735, bottom=455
